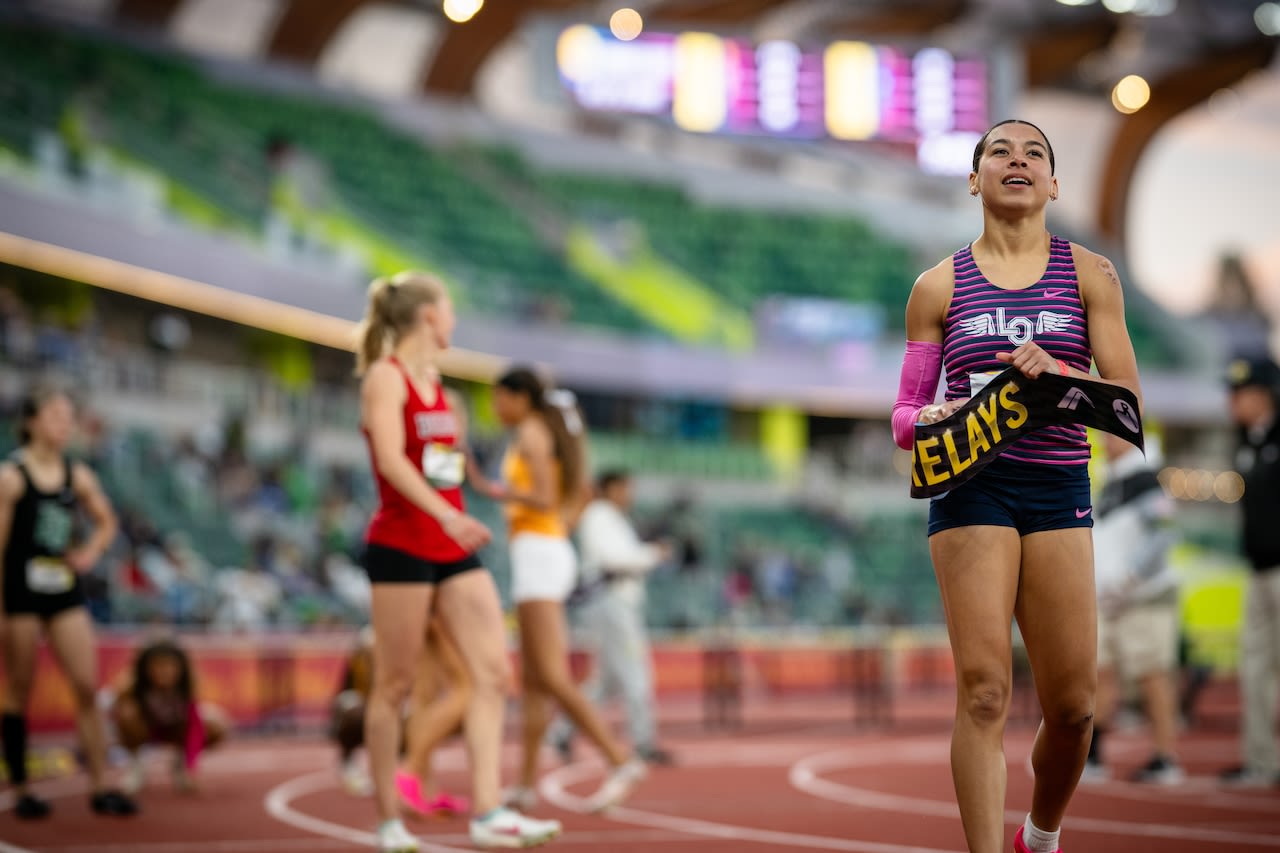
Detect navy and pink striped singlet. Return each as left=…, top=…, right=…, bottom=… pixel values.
left=942, top=235, right=1091, bottom=467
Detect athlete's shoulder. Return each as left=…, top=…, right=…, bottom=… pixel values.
left=516, top=413, right=554, bottom=454
left=1069, top=242, right=1121, bottom=287
left=910, top=255, right=957, bottom=305
left=0, top=459, right=24, bottom=502
left=69, top=459, right=103, bottom=493
left=361, top=358, right=407, bottom=398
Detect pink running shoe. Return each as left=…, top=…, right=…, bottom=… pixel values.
left=426, top=792, right=470, bottom=816
left=395, top=770, right=433, bottom=817
left=1014, top=826, right=1062, bottom=853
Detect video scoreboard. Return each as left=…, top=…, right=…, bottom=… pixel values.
left=555, top=24, right=993, bottom=174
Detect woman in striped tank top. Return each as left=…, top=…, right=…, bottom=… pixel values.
left=891, top=120, right=1142, bottom=853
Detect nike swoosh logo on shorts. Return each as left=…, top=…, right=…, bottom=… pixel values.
left=1075, top=507, right=1092, bottom=518
left=1044, top=288, right=1066, bottom=299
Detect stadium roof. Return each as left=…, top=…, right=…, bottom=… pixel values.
left=25, top=0, right=1276, bottom=245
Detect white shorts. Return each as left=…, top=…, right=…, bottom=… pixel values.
left=510, top=533, right=578, bottom=603
left=1097, top=601, right=1179, bottom=680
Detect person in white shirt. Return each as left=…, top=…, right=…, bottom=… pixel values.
left=550, top=469, right=673, bottom=764
left=1084, top=432, right=1182, bottom=785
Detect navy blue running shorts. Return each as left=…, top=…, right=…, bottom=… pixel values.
left=927, top=456, right=1093, bottom=537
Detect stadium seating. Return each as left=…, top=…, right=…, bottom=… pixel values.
left=590, top=432, right=773, bottom=481
left=0, top=23, right=1189, bottom=366
left=481, top=147, right=916, bottom=328
left=0, top=26, right=657, bottom=334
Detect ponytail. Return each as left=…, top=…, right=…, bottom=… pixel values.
left=543, top=389, right=587, bottom=506
left=353, top=283, right=390, bottom=377
left=353, top=271, right=446, bottom=376
left=496, top=367, right=588, bottom=506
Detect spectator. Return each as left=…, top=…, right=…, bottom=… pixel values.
left=1084, top=432, right=1182, bottom=785
left=1220, top=355, right=1280, bottom=787
left=549, top=469, right=674, bottom=765
left=213, top=553, right=282, bottom=631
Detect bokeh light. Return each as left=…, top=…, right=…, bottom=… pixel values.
left=1112, top=74, right=1151, bottom=113
left=610, top=8, right=644, bottom=41
left=1257, top=2, right=1280, bottom=35
left=1215, top=471, right=1246, bottom=503
left=442, top=0, right=483, bottom=24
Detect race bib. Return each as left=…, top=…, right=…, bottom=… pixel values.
left=26, top=557, right=74, bottom=595
left=422, top=442, right=465, bottom=489
left=968, top=370, right=1001, bottom=396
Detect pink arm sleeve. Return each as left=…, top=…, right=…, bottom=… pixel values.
left=891, top=340, right=943, bottom=450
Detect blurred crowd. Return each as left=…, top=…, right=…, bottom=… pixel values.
left=92, top=426, right=374, bottom=630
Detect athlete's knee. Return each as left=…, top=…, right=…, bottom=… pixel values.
left=111, top=696, right=134, bottom=727
left=1043, top=691, right=1095, bottom=734
left=372, top=667, right=416, bottom=707
left=469, top=652, right=512, bottom=699
left=67, top=674, right=97, bottom=710
left=448, top=683, right=473, bottom=715
left=3, top=674, right=34, bottom=709
left=958, top=669, right=1011, bottom=726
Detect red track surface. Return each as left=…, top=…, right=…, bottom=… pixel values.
left=2, top=701, right=1277, bottom=853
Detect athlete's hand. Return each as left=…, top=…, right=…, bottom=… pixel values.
left=441, top=512, right=492, bottom=552
left=480, top=481, right=509, bottom=501
left=996, top=343, right=1062, bottom=379
left=65, top=548, right=97, bottom=574
left=918, top=399, right=968, bottom=425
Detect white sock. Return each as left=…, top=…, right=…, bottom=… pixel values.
left=378, top=818, right=406, bottom=835
left=1022, top=815, right=1060, bottom=852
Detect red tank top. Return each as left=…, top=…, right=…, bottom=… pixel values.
left=363, top=359, right=468, bottom=562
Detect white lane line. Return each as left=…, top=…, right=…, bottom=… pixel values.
left=39, top=840, right=356, bottom=853
left=1075, top=775, right=1280, bottom=810
left=263, top=770, right=695, bottom=850
left=263, top=769, right=471, bottom=853
left=789, top=745, right=1280, bottom=848
left=540, top=753, right=964, bottom=853
left=1023, top=737, right=1280, bottom=811
left=0, top=773, right=91, bottom=853
left=0, top=841, right=40, bottom=853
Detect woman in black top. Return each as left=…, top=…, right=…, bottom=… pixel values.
left=0, top=384, right=136, bottom=818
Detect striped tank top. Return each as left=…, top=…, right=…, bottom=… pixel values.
left=942, top=235, right=1091, bottom=466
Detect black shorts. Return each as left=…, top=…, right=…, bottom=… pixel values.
left=361, top=543, right=483, bottom=585
left=2, top=580, right=87, bottom=620
left=928, top=457, right=1093, bottom=537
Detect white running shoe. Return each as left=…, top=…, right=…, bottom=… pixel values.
left=586, top=758, right=647, bottom=813
left=122, top=758, right=145, bottom=796
left=469, top=807, right=562, bottom=849
left=1079, top=759, right=1111, bottom=785
left=376, top=819, right=420, bottom=853
left=172, top=754, right=196, bottom=793
left=500, top=785, right=538, bottom=813
left=342, top=760, right=374, bottom=797
left=1130, top=756, right=1185, bottom=786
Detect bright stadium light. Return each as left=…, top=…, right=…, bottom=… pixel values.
left=442, top=0, right=483, bottom=24
left=1111, top=74, right=1150, bottom=113
left=1103, top=0, right=1138, bottom=12
left=610, top=7, right=644, bottom=41
left=1055, top=0, right=1097, bottom=6
left=1257, top=2, right=1280, bottom=35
